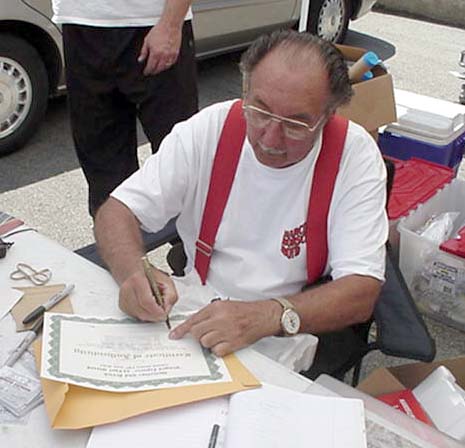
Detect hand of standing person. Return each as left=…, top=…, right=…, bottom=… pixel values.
left=138, top=0, right=192, bottom=75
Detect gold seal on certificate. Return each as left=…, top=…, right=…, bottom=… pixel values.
left=40, top=313, right=232, bottom=392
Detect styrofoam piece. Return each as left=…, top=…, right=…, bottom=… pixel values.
left=392, top=89, right=465, bottom=144
left=413, top=366, right=465, bottom=441
left=387, top=109, right=464, bottom=144
left=394, top=89, right=465, bottom=120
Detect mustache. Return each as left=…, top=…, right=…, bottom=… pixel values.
left=258, top=142, right=286, bottom=156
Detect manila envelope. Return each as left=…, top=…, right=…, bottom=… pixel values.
left=34, top=342, right=260, bottom=429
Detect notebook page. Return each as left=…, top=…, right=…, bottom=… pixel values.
left=224, top=383, right=366, bottom=448
left=87, top=396, right=228, bottom=448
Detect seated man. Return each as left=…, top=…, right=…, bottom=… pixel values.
left=94, top=30, right=388, bottom=368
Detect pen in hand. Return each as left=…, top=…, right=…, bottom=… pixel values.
left=142, top=256, right=171, bottom=330
left=5, top=315, right=44, bottom=367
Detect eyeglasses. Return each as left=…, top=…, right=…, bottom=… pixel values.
left=242, top=103, right=324, bottom=140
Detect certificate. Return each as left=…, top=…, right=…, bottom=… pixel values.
left=41, top=313, right=232, bottom=392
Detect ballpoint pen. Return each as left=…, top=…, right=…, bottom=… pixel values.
left=22, top=284, right=75, bottom=324
left=142, top=256, right=171, bottom=330
left=5, top=315, right=44, bottom=367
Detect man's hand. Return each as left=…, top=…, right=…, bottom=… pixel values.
left=119, top=269, right=178, bottom=322
left=138, top=22, right=182, bottom=75
left=169, top=300, right=281, bottom=357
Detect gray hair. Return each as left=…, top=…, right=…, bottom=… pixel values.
left=240, top=30, right=353, bottom=112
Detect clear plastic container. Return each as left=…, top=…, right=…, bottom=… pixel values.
left=398, top=178, right=465, bottom=331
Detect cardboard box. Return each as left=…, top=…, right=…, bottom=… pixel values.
left=358, top=357, right=465, bottom=442
left=336, top=44, right=397, bottom=134
left=358, top=356, right=465, bottom=397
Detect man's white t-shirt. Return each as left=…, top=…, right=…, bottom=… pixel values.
left=52, top=0, right=192, bottom=27
left=112, top=100, right=388, bottom=301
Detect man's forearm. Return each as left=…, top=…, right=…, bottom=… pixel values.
left=159, top=0, right=192, bottom=29
left=94, top=198, right=145, bottom=285
left=288, top=275, right=381, bottom=334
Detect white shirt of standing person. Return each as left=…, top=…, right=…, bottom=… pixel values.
left=51, top=0, right=192, bottom=27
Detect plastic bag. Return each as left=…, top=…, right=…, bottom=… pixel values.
left=416, top=212, right=460, bottom=244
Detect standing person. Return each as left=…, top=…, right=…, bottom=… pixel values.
left=52, top=0, right=198, bottom=217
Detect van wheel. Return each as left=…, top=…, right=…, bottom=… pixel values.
left=0, top=34, right=49, bottom=156
left=307, top=0, right=350, bottom=43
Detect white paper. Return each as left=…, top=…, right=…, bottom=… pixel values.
left=0, top=287, right=23, bottom=321
left=40, top=313, right=231, bottom=392
left=87, top=396, right=229, bottom=448
left=224, top=383, right=366, bottom=448
left=87, top=384, right=366, bottom=448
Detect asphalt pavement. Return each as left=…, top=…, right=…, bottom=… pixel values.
left=375, top=0, right=465, bottom=29
left=1, top=10, right=464, bottom=382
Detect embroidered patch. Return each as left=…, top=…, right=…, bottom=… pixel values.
left=281, top=223, right=306, bottom=259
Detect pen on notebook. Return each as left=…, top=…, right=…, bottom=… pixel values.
left=22, top=284, right=75, bottom=324
left=142, top=256, right=171, bottom=330
left=208, top=423, right=220, bottom=448
left=5, top=315, right=44, bottom=367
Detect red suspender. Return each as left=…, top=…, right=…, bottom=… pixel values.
left=194, top=100, right=348, bottom=286
left=195, top=100, right=246, bottom=284
left=306, top=115, right=348, bottom=283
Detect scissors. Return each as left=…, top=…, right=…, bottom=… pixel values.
left=10, top=262, right=52, bottom=286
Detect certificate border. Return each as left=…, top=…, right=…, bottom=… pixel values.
left=46, top=314, right=225, bottom=390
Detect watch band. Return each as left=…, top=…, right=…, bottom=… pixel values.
left=271, top=297, right=295, bottom=311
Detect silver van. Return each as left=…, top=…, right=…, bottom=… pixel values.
left=0, top=0, right=376, bottom=155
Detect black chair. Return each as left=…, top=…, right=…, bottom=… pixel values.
left=74, top=217, right=179, bottom=269
left=303, top=242, right=436, bottom=385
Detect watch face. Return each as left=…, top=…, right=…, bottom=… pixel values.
left=282, top=309, right=300, bottom=335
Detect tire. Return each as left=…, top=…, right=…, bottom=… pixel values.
left=0, top=34, right=49, bottom=156
left=307, top=0, right=351, bottom=44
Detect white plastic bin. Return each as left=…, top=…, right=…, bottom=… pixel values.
left=398, top=178, right=465, bottom=331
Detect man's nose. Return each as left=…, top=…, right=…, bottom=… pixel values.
left=260, top=119, right=284, bottom=146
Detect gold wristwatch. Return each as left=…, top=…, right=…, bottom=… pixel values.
left=271, top=297, right=301, bottom=336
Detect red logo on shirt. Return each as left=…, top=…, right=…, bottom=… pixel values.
left=281, top=223, right=306, bottom=259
